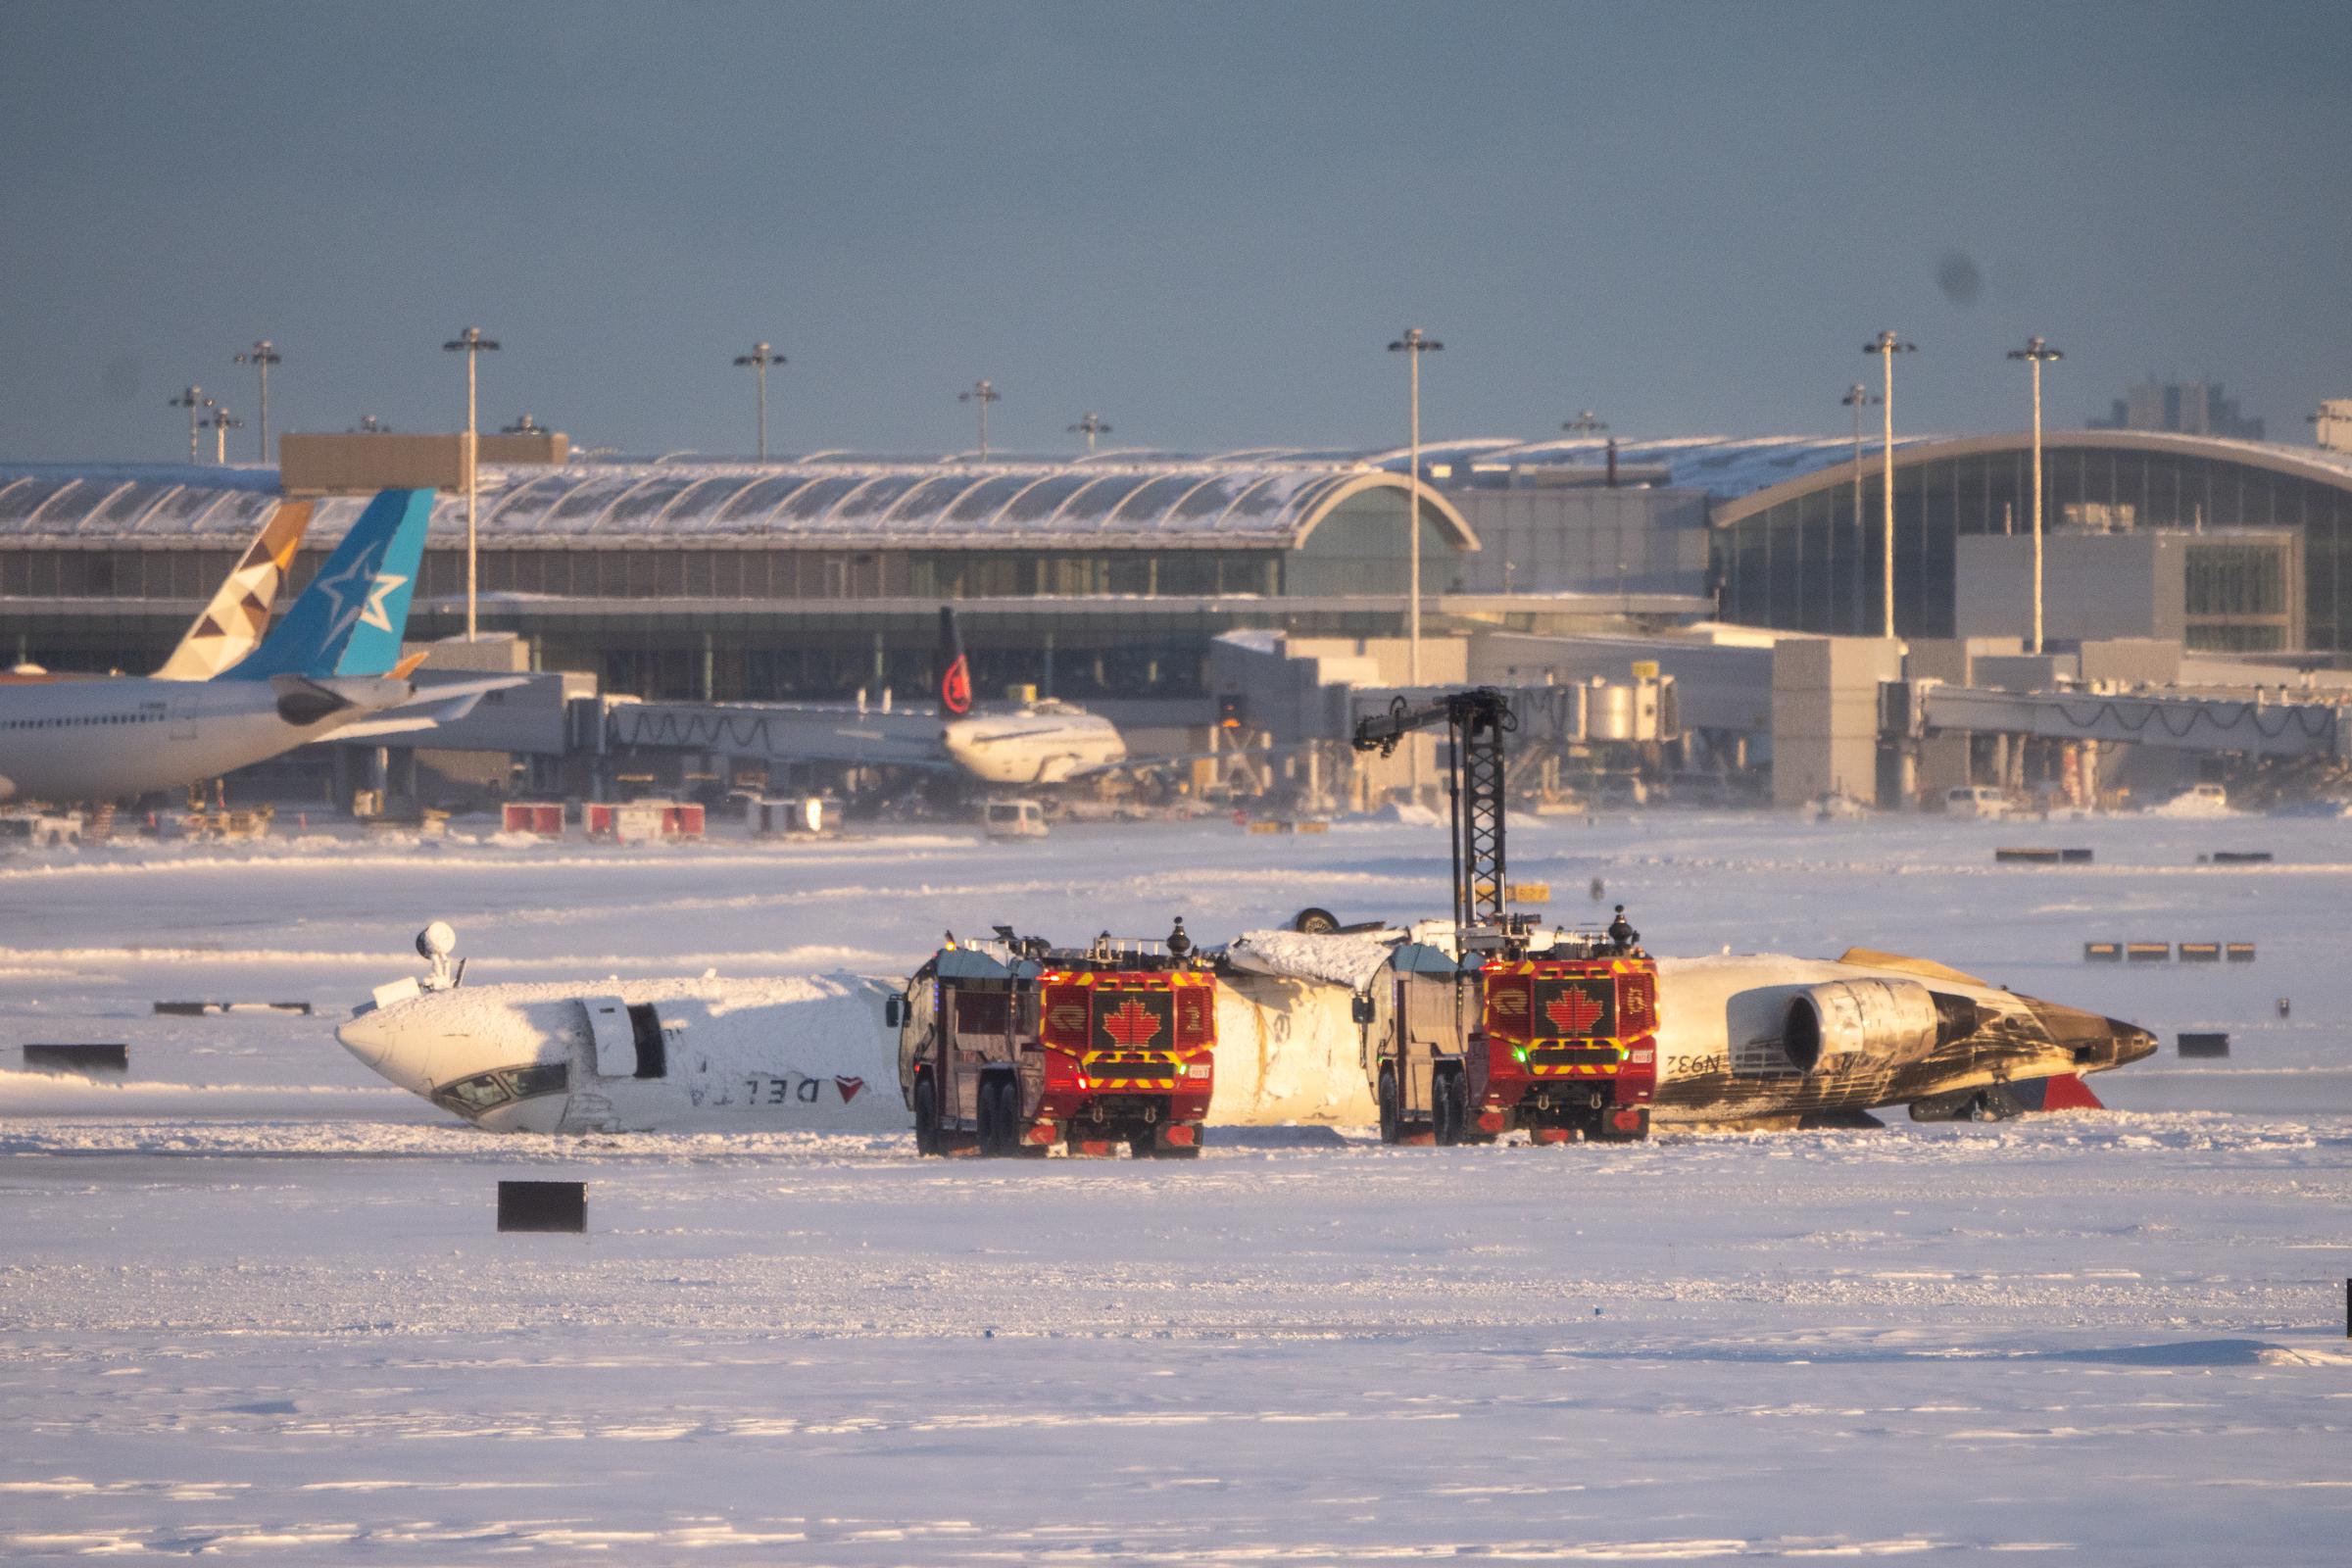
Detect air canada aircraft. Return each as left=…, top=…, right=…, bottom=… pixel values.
left=931, top=607, right=1127, bottom=786
left=0, top=489, right=519, bottom=804
left=334, top=919, right=2152, bottom=1137
left=0, top=498, right=316, bottom=685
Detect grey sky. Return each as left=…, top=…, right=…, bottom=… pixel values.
left=2, top=0, right=2344, bottom=464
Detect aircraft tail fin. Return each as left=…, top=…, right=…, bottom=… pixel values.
left=939, top=605, right=972, bottom=715
left=154, top=500, right=315, bottom=680
left=222, top=489, right=434, bottom=681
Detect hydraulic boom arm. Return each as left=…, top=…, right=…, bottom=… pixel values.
left=1352, top=688, right=1517, bottom=933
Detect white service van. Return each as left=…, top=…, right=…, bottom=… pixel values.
left=1943, top=785, right=2013, bottom=819
left=982, top=799, right=1049, bottom=839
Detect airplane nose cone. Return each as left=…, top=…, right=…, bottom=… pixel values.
left=336, top=1009, right=435, bottom=1093
left=336, top=1010, right=395, bottom=1069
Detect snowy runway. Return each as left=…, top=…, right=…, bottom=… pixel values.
left=4, top=812, right=2348, bottom=1560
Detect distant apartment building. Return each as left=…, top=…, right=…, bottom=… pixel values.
left=2090, top=377, right=2265, bottom=441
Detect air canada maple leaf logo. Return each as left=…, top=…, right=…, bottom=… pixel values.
left=1048, top=1003, right=1088, bottom=1033
left=1102, top=999, right=1163, bottom=1048
left=1544, top=987, right=1606, bottom=1035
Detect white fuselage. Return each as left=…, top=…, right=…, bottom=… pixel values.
left=0, top=673, right=407, bottom=803
left=942, top=704, right=1126, bottom=786
left=337, top=950, right=2150, bottom=1135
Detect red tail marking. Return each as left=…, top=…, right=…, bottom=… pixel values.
left=941, top=655, right=971, bottom=715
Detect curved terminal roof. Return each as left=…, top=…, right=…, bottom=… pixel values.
left=1697, top=429, right=2352, bottom=524
left=10, top=429, right=2351, bottom=545
left=0, top=458, right=1476, bottom=553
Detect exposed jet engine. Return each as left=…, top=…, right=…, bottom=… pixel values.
left=1780, top=979, right=1949, bottom=1073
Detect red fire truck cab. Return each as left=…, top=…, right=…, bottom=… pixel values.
left=1360, top=932, right=1656, bottom=1145
left=892, top=922, right=1215, bottom=1158
left=1476, top=942, right=1657, bottom=1142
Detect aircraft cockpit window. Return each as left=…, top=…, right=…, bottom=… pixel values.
left=435, top=1071, right=515, bottom=1116
left=430, top=1062, right=572, bottom=1119
left=625, top=1004, right=666, bottom=1079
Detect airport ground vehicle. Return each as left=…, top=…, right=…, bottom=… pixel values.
left=892, top=922, right=1213, bottom=1157
left=1352, top=689, right=1657, bottom=1143
left=1943, top=784, right=2014, bottom=818
left=0, top=809, right=81, bottom=848
left=981, top=798, right=1049, bottom=839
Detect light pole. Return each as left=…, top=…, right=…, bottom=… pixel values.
left=1861, top=331, right=1915, bottom=638
left=959, top=379, right=1001, bottom=458
left=2006, top=336, right=2063, bottom=655
left=204, top=406, right=243, bottom=465
left=1562, top=410, right=1607, bottom=437
left=169, top=386, right=213, bottom=462
left=1068, top=412, right=1111, bottom=455
left=1388, top=328, right=1442, bottom=686
left=1840, top=382, right=1881, bottom=634
left=733, top=342, right=786, bottom=462
left=232, top=340, right=280, bottom=463
left=442, top=326, right=500, bottom=640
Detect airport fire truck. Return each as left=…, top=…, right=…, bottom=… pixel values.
left=891, top=921, right=1215, bottom=1157
left=1352, top=689, right=1656, bottom=1143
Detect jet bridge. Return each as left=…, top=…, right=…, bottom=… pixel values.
left=1915, top=682, right=2349, bottom=761
left=578, top=697, right=946, bottom=768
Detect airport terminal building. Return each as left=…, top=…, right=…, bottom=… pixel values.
left=6, top=427, right=2352, bottom=716
left=0, top=448, right=1695, bottom=710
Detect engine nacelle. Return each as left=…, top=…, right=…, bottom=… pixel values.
left=1781, top=979, right=1944, bottom=1073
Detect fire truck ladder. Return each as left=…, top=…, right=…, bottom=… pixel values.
left=1352, top=688, right=1517, bottom=933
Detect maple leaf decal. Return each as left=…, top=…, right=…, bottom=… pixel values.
left=1544, top=986, right=1606, bottom=1035
left=1102, top=998, right=1164, bottom=1049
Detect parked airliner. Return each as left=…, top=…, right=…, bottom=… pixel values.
left=0, top=489, right=514, bottom=804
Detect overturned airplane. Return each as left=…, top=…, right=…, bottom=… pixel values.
left=335, top=918, right=2152, bottom=1141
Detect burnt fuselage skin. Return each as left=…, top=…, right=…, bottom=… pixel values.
left=1640, top=954, right=2157, bottom=1124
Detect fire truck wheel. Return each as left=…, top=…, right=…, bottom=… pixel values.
left=1432, top=1071, right=1465, bottom=1147
left=1377, top=1069, right=1401, bottom=1144
left=912, top=1075, right=941, bottom=1156
left=976, top=1075, right=1007, bottom=1156
left=992, top=1076, right=1024, bottom=1155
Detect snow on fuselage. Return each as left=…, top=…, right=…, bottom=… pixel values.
left=341, top=970, right=1378, bottom=1134
left=337, top=975, right=908, bottom=1134
left=336, top=948, right=2154, bottom=1135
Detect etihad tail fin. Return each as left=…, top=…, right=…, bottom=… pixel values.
left=222, top=489, right=434, bottom=681
left=156, top=500, right=315, bottom=680
left=939, top=605, right=972, bottom=715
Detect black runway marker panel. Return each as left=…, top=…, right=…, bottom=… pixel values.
left=497, top=1181, right=587, bottom=1233
left=22, top=1043, right=128, bottom=1074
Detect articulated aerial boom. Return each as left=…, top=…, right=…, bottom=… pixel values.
left=1352, top=688, right=1519, bottom=935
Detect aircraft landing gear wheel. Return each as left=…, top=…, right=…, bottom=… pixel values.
left=913, top=1075, right=941, bottom=1156
left=1378, top=1068, right=1401, bottom=1145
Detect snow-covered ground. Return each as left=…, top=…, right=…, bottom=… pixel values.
left=4, top=811, right=2348, bottom=1561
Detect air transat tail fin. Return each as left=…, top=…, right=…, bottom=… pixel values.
left=939, top=605, right=972, bottom=715
left=221, top=489, right=433, bottom=681
left=155, top=500, right=315, bottom=680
